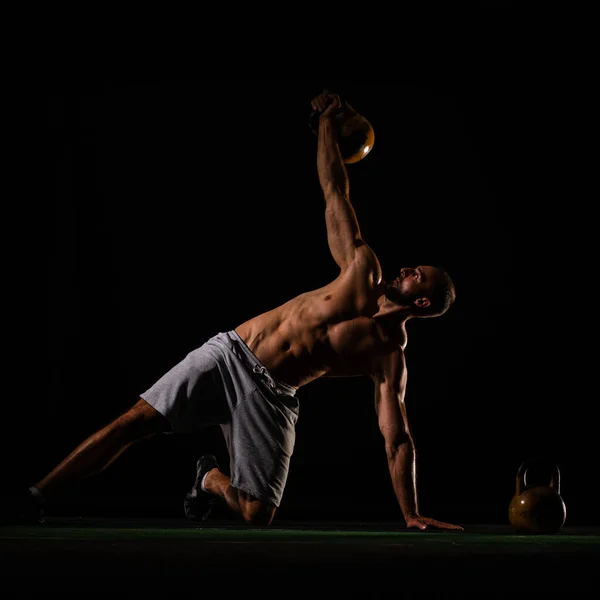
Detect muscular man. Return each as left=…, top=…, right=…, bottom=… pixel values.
left=23, top=90, right=461, bottom=530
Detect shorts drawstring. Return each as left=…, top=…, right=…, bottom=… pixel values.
left=253, top=364, right=277, bottom=389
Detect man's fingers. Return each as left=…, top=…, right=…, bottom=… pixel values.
left=409, top=518, right=464, bottom=530
left=311, top=90, right=340, bottom=113
left=439, top=522, right=464, bottom=530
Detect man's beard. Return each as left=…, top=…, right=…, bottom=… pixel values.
left=385, top=283, right=415, bottom=306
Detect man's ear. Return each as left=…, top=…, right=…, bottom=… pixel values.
left=414, top=297, right=431, bottom=309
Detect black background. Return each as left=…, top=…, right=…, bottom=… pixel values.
left=6, top=78, right=596, bottom=526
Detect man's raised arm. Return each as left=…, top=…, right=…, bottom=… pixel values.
left=311, top=90, right=362, bottom=271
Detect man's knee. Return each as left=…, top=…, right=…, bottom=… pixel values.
left=237, top=490, right=277, bottom=526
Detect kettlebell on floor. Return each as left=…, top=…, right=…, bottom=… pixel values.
left=508, top=459, right=566, bottom=534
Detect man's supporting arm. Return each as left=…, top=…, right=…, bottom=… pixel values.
left=373, top=351, right=420, bottom=522
left=373, top=350, right=463, bottom=530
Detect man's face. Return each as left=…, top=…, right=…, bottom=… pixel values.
left=386, top=265, right=439, bottom=305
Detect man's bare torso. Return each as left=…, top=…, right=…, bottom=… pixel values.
left=235, top=259, right=407, bottom=389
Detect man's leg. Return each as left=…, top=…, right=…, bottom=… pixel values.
left=203, top=466, right=277, bottom=526
left=29, top=398, right=169, bottom=514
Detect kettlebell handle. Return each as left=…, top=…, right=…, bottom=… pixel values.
left=309, top=98, right=358, bottom=136
left=515, top=460, right=561, bottom=495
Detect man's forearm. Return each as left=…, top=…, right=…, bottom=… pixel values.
left=387, top=440, right=419, bottom=520
left=317, top=118, right=350, bottom=199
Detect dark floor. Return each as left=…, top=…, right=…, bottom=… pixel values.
left=2, top=517, right=598, bottom=594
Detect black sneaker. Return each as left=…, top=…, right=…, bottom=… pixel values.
left=183, top=455, right=219, bottom=522
left=0, top=490, right=45, bottom=525
left=23, top=489, right=46, bottom=524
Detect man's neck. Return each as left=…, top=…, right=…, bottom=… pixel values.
left=375, top=294, right=412, bottom=322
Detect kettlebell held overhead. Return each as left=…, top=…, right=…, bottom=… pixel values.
left=508, top=460, right=567, bottom=534
left=309, top=95, right=375, bottom=164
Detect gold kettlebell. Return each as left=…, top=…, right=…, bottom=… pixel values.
left=508, top=459, right=567, bottom=534
left=309, top=98, right=375, bottom=164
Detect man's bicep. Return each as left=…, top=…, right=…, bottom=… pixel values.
left=374, top=383, right=411, bottom=444
left=372, top=354, right=411, bottom=444
left=323, top=189, right=363, bottom=269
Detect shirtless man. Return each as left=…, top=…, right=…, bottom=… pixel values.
left=23, top=90, right=461, bottom=531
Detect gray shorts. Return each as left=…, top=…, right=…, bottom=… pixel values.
left=140, top=330, right=299, bottom=507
